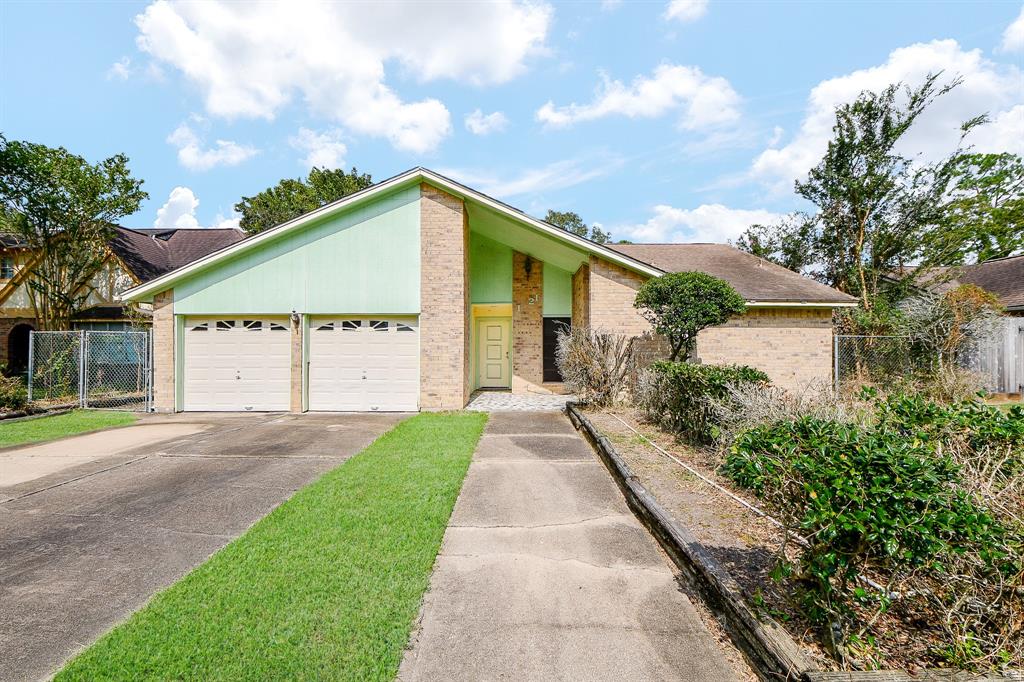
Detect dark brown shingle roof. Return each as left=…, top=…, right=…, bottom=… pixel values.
left=910, top=255, right=1024, bottom=311
left=609, top=243, right=856, bottom=305
left=110, top=227, right=246, bottom=283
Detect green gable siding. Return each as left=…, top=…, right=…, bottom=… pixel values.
left=543, top=263, right=572, bottom=316
left=173, top=186, right=420, bottom=315
left=470, top=232, right=512, bottom=304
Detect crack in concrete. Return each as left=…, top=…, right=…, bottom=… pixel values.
left=441, top=551, right=669, bottom=574
left=449, top=513, right=634, bottom=530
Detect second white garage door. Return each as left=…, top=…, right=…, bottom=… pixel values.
left=308, top=317, right=419, bottom=412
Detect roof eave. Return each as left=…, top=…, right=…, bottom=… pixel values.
left=745, top=300, right=857, bottom=308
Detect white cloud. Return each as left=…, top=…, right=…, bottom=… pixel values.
left=465, top=109, right=509, bottom=135
left=289, top=127, right=348, bottom=169
left=664, top=0, right=708, bottom=23
left=167, top=123, right=258, bottom=171
left=600, top=0, right=622, bottom=11
left=211, top=211, right=241, bottom=230
left=750, top=40, right=1024, bottom=194
left=439, top=156, right=623, bottom=198
left=999, top=5, right=1024, bottom=53
left=106, top=56, right=132, bottom=80
left=153, top=187, right=241, bottom=229
left=536, top=63, right=740, bottom=130
left=134, top=0, right=551, bottom=154
left=154, top=186, right=201, bottom=228
left=620, top=204, right=783, bottom=243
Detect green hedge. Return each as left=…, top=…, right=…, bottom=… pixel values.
left=639, top=361, right=769, bottom=443
left=721, top=391, right=1020, bottom=665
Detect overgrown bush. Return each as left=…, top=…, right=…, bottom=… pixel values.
left=708, top=380, right=863, bottom=446
left=0, top=375, right=27, bottom=411
left=555, top=326, right=635, bottom=406
left=635, top=361, right=768, bottom=443
left=721, top=390, right=1023, bottom=669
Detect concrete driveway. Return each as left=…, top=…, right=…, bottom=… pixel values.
left=0, top=411, right=404, bottom=682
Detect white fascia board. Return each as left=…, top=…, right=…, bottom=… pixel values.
left=745, top=300, right=858, bottom=308
left=120, top=167, right=662, bottom=303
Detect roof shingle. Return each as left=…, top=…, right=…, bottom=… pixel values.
left=110, top=227, right=246, bottom=282
left=609, top=243, right=856, bottom=305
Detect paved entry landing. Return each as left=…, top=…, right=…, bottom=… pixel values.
left=399, top=412, right=735, bottom=681
left=465, top=390, right=574, bottom=412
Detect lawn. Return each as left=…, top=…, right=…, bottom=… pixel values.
left=0, top=409, right=137, bottom=449
left=56, top=411, right=488, bottom=682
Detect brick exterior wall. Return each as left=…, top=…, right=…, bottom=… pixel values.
left=512, top=251, right=546, bottom=393
left=571, top=263, right=590, bottom=329
left=419, top=183, right=471, bottom=409
left=696, top=308, right=834, bottom=392
left=0, top=316, right=35, bottom=369
left=152, top=290, right=175, bottom=412
left=588, top=256, right=652, bottom=336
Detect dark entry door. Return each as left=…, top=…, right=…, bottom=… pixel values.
left=542, top=317, right=571, bottom=383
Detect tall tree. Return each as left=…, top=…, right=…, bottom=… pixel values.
left=0, top=136, right=147, bottom=330
left=923, top=152, right=1024, bottom=264
left=544, top=210, right=610, bottom=244
left=235, top=167, right=373, bottom=235
left=737, top=74, right=980, bottom=308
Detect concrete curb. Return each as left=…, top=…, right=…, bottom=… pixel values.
left=567, top=403, right=1023, bottom=682
left=567, top=402, right=812, bottom=682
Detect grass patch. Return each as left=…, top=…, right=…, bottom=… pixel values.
left=57, top=411, right=488, bottom=681
left=0, top=409, right=137, bottom=449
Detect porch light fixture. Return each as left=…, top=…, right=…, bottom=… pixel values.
left=524, top=255, right=533, bottom=278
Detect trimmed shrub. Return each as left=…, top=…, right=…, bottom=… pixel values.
left=635, top=361, right=769, bottom=443
left=0, top=375, right=27, bottom=411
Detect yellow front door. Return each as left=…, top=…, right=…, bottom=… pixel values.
left=477, top=318, right=511, bottom=388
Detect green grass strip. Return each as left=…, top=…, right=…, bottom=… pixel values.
left=0, top=409, right=137, bottom=449
left=57, top=411, right=488, bottom=681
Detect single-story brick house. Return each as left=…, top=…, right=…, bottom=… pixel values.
left=121, top=168, right=855, bottom=413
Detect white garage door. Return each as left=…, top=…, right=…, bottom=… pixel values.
left=309, top=317, right=419, bottom=412
left=183, top=317, right=291, bottom=411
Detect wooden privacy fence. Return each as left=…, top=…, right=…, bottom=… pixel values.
left=965, top=317, right=1024, bottom=395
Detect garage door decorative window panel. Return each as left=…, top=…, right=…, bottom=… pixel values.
left=308, top=316, right=419, bottom=412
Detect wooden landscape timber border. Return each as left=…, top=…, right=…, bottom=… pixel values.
left=566, top=402, right=1023, bottom=682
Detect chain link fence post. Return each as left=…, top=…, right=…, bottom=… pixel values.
left=27, top=330, right=34, bottom=403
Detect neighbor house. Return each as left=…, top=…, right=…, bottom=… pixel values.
left=0, top=226, right=244, bottom=373
left=120, top=168, right=856, bottom=413
left=907, top=254, right=1024, bottom=316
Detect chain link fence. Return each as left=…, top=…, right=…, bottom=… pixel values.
left=28, top=330, right=152, bottom=411
left=835, top=329, right=1024, bottom=395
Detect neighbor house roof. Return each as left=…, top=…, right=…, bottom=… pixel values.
left=905, top=254, right=1024, bottom=312
left=110, top=226, right=246, bottom=283
left=611, top=243, right=857, bottom=306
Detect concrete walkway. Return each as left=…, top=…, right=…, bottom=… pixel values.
left=399, top=411, right=735, bottom=681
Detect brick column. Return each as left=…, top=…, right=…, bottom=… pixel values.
left=290, top=314, right=303, bottom=413
left=512, top=251, right=546, bottom=393
left=571, top=263, right=590, bottom=329
left=152, top=289, right=175, bottom=412
left=419, top=183, right=470, bottom=409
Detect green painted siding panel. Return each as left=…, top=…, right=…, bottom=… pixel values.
left=543, top=263, right=572, bottom=316
left=470, top=232, right=512, bottom=304
left=174, top=186, right=420, bottom=314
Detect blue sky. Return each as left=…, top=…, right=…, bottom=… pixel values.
left=1, top=0, right=1022, bottom=243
